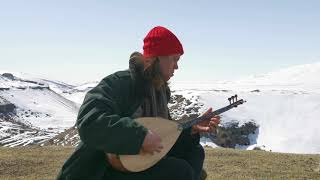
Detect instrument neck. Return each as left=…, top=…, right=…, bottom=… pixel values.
left=178, top=104, right=234, bottom=130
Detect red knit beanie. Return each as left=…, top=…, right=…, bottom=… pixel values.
left=143, top=26, right=184, bottom=58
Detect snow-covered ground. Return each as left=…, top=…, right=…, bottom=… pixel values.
left=1, top=89, right=78, bottom=130
left=0, top=72, right=79, bottom=146
left=171, top=62, right=320, bottom=154
left=1, top=62, right=320, bottom=154
left=172, top=88, right=320, bottom=154
left=61, top=82, right=98, bottom=106
left=0, top=118, right=56, bottom=147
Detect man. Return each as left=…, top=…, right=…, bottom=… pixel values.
left=57, top=26, right=220, bottom=180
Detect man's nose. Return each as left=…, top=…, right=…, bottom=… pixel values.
left=174, top=63, right=178, bottom=70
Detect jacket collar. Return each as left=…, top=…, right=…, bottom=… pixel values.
left=128, top=52, right=171, bottom=101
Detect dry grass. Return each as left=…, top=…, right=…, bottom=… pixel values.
left=204, top=148, right=320, bottom=180
left=0, top=146, right=319, bottom=180
left=0, top=146, right=73, bottom=180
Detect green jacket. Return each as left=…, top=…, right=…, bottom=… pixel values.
left=57, top=54, right=197, bottom=179
left=57, top=69, right=154, bottom=179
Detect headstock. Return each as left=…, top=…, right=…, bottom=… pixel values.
left=228, top=94, right=246, bottom=107
left=178, top=94, right=247, bottom=131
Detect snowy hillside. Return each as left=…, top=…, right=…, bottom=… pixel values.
left=0, top=71, right=75, bottom=93
left=236, top=62, right=320, bottom=86
left=0, top=72, right=79, bottom=147
left=1, top=62, right=320, bottom=154
left=61, top=82, right=98, bottom=105
left=171, top=62, right=320, bottom=154
left=1, top=88, right=78, bottom=129
left=172, top=62, right=320, bottom=93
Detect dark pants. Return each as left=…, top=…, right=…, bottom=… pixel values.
left=106, top=139, right=205, bottom=180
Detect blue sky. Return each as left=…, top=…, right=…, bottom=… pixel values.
left=1, top=0, right=320, bottom=84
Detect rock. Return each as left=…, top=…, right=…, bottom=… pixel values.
left=205, top=120, right=259, bottom=148
left=42, top=126, right=78, bottom=146
left=251, top=89, right=260, bottom=93
left=1, top=73, right=14, bottom=80
left=253, top=146, right=264, bottom=151
left=43, top=93, right=259, bottom=149
left=0, top=97, right=16, bottom=114
left=168, top=94, right=203, bottom=122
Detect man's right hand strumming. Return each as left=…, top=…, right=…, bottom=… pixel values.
left=140, top=130, right=163, bottom=155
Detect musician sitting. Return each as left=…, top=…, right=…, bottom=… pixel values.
left=57, top=26, right=220, bottom=180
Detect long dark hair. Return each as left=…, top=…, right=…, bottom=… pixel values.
left=129, top=52, right=167, bottom=90
left=143, top=58, right=166, bottom=90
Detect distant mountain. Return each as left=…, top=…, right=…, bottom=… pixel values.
left=0, top=72, right=78, bottom=147
left=237, top=62, right=320, bottom=85
left=1, top=62, right=320, bottom=154
left=61, top=82, right=99, bottom=105
left=72, top=82, right=99, bottom=92
left=172, top=62, right=320, bottom=93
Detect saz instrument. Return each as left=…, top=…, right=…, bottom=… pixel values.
left=106, top=94, right=246, bottom=172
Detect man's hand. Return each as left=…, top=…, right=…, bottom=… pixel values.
left=140, top=130, right=163, bottom=155
left=191, top=107, right=221, bottom=134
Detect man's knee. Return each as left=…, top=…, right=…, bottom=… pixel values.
left=199, top=145, right=205, bottom=160
left=166, top=157, right=194, bottom=180
left=194, top=144, right=205, bottom=162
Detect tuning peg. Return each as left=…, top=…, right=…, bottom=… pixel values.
left=229, top=96, right=234, bottom=103
left=235, top=94, right=238, bottom=101
left=231, top=95, right=235, bottom=103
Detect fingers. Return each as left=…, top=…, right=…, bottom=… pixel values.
left=193, top=112, right=221, bottom=134
left=211, top=115, right=221, bottom=124
left=209, top=115, right=220, bottom=132
left=192, top=124, right=210, bottom=133
left=200, top=115, right=220, bottom=133
left=202, top=107, right=212, bottom=116
left=141, top=130, right=163, bottom=155
left=141, top=145, right=163, bottom=155
left=196, top=125, right=210, bottom=132
left=155, top=145, right=163, bottom=153
left=208, top=123, right=217, bottom=133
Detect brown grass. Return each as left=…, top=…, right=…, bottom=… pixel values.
left=204, top=148, right=320, bottom=180
left=0, top=146, right=319, bottom=180
left=0, top=146, right=73, bottom=180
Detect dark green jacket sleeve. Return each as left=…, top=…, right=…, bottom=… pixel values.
left=76, top=77, right=148, bottom=155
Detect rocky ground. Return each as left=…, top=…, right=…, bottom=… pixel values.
left=43, top=94, right=259, bottom=149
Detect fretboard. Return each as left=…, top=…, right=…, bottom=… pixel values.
left=177, top=104, right=237, bottom=130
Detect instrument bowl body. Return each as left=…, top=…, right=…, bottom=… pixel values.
left=120, top=117, right=182, bottom=172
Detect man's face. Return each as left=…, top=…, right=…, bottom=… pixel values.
left=158, top=54, right=181, bottom=81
